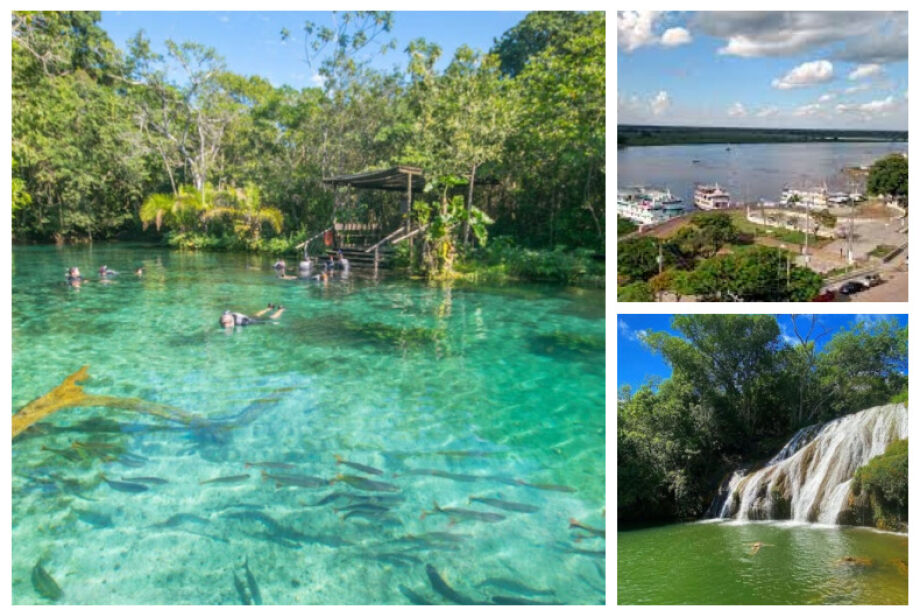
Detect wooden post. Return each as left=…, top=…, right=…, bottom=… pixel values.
left=406, top=170, right=415, bottom=267
left=374, top=246, right=379, bottom=277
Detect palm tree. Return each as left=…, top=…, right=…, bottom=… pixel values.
left=140, top=184, right=216, bottom=232
left=200, top=182, right=283, bottom=242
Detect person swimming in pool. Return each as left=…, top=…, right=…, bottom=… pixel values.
left=219, top=304, right=285, bottom=329
left=99, top=265, right=119, bottom=277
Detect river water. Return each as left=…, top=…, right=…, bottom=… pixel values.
left=617, top=141, right=906, bottom=208
left=12, top=244, right=605, bottom=604
left=618, top=521, right=907, bottom=605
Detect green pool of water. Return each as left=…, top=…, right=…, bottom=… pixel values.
left=12, top=244, right=605, bottom=604
left=618, top=521, right=907, bottom=605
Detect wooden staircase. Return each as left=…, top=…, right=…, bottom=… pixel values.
left=325, top=246, right=395, bottom=269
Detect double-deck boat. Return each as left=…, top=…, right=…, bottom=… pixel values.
left=617, top=187, right=685, bottom=227
left=693, top=184, right=732, bottom=210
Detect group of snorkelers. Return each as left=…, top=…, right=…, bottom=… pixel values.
left=68, top=252, right=351, bottom=330
left=272, top=250, right=350, bottom=282
left=65, top=265, right=143, bottom=286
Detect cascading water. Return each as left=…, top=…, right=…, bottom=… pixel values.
left=716, top=403, right=907, bottom=524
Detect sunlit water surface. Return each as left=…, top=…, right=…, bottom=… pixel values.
left=12, top=245, right=605, bottom=604
left=618, top=521, right=907, bottom=605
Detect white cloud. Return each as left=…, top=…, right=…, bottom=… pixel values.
left=756, top=106, right=780, bottom=118
left=618, top=319, right=648, bottom=343
left=694, top=12, right=907, bottom=64
left=848, top=63, right=882, bottom=80
left=860, top=96, right=896, bottom=112
left=772, top=60, right=834, bottom=89
left=651, top=91, right=670, bottom=115
left=310, top=73, right=326, bottom=87
left=817, top=92, right=836, bottom=102
left=618, top=11, right=660, bottom=52
left=661, top=27, right=692, bottom=47
left=727, top=102, right=747, bottom=117
left=844, top=83, right=871, bottom=94
left=793, top=103, right=823, bottom=116
left=836, top=96, right=897, bottom=115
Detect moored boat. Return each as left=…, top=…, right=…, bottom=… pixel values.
left=694, top=184, right=731, bottom=210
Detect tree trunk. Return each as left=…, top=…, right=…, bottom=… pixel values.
left=463, top=163, right=477, bottom=247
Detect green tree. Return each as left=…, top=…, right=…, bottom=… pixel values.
left=201, top=183, right=284, bottom=244
left=867, top=154, right=908, bottom=202
left=617, top=236, right=661, bottom=283
left=617, top=281, right=654, bottom=302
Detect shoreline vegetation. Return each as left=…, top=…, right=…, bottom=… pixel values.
left=12, top=11, right=605, bottom=287
left=618, top=124, right=907, bottom=148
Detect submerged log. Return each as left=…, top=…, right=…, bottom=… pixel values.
left=12, top=366, right=198, bottom=440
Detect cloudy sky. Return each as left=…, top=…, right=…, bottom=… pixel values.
left=617, top=11, right=907, bottom=130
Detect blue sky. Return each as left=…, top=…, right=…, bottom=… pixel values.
left=100, top=11, right=528, bottom=89
left=617, top=11, right=907, bottom=130
left=617, top=314, right=909, bottom=390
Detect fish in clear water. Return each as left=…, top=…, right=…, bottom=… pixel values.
left=31, top=562, right=62, bottom=602
left=233, top=572, right=252, bottom=605
left=41, top=445, right=86, bottom=463
left=262, top=471, right=327, bottom=488
left=491, top=595, right=562, bottom=605
left=569, top=518, right=605, bottom=537
left=74, top=508, right=114, bottom=528
left=115, top=452, right=148, bottom=467
left=243, top=559, right=262, bottom=605
left=401, top=468, right=479, bottom=482
left=122, top=476, right=168, bottom=485
left=476, top=577, right=556, bottom=597
left=332, top=474, right=400, bottom=492
left=72, top=440, right=120, bottom=452
left=342, top=509, right=394, bottom=522
left=305, top=492, right=351, bottom=506
left=337, top=502, right=390, bottom=514
left=421, top=501, right=505, bottom=523
left=334, top=454, right=384, bottom=475
left=516, top=480, right=576, bottom=493
left=425, top=564, right=478, bottom=605
left=200, top=474, right=250, bottom=485
left=398, top=584, right=433, bottom=605
left=469, top=496, right=539, bottom=513
left=99, top=473, right=148, bottom=493
left=151, top=513, right=210, bottom=528
left=245, top=461, right=296, bottom=470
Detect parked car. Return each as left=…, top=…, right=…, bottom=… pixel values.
left=812, top=290, right=837, bottom=302
left=838, top=281, right=867, bottom=295
left=860, top=273, right=883, bottom=287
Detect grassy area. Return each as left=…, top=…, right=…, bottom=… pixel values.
left=870, top=244, right=897, bottom=258
left=728, top=211, right=829, bottom=248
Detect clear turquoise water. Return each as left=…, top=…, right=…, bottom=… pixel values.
left=12, top=244, right=606, bottom=604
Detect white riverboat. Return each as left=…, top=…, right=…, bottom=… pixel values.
left=617, top=187, right=685, bottom=227
left=693, top=184, right=731, bottom=210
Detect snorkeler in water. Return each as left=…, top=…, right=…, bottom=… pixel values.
left=219, top=304, right=285, bottom=329
left=99, top=265, right=119, bottom=277
left=65, top=266, right=87, bottom=285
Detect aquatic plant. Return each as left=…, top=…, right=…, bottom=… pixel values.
left=12, top=366, right=199, bottom=439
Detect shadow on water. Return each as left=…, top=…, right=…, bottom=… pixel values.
left=528, top=331, right=605, bottom=360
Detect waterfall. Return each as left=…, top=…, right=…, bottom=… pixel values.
left=717, top=403, right=907, bottom=524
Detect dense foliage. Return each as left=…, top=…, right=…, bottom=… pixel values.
left=843, top=439, right=908, bottom=531
left=13, top=11, right=605, bottom=274
left=618, top=315, right=907, bottom=523
left=867, top=154, right=908, bottom=203
left=617, top=213, right=823, bottom=301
